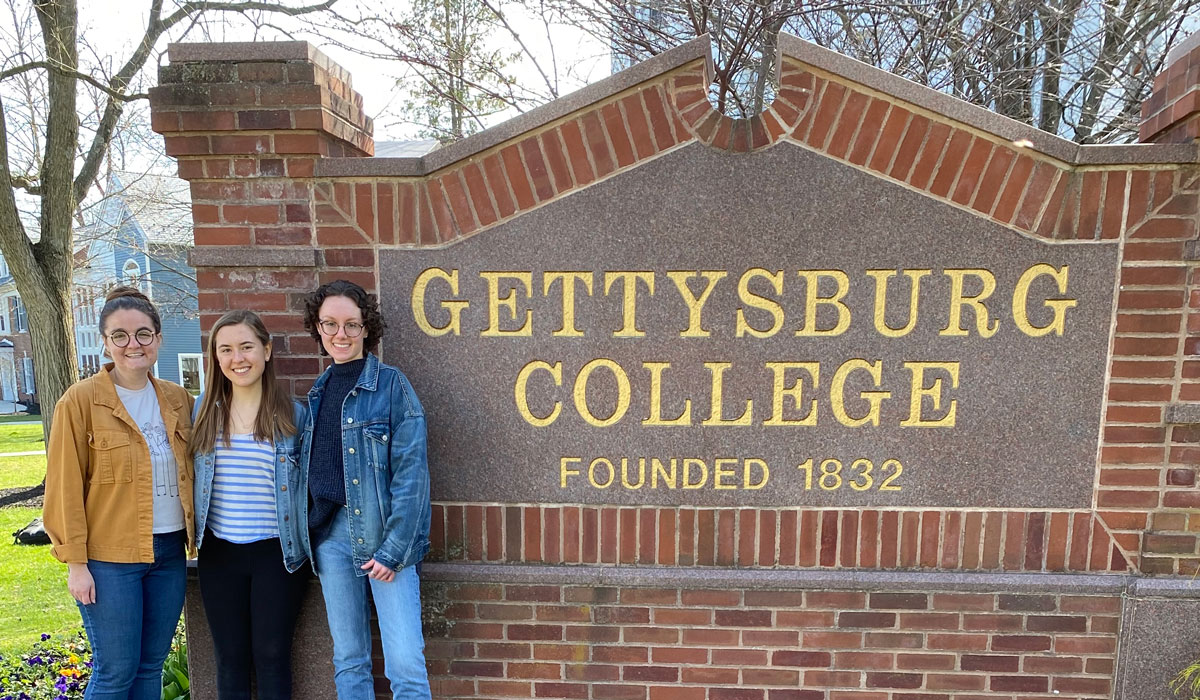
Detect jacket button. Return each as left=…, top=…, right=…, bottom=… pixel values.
left=279, top=456, right=285, bottom=462
left=347, top=418, right=353, bottom=424
left=354, top=509, right=361, bottom=515
left=382, top=435, right=388, bottom=442
left=358, top=538, right=364, bottom=544
left=351, top=391, right=357, bottom=396
left=348, top=448, right=355, bottom=454
left=352, top=479, right=359, bottom=485
left=280, top=485, right=287, bottom=491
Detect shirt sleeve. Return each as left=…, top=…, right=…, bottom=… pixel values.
left=43, top=390, right=92, bottom=564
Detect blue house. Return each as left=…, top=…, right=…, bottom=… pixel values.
left=0, top=172, right=204, bottom=407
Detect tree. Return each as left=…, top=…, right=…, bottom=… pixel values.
left=0, top=0, right=340, bottom=441
left=317, top=0, right=568, bottom=139
left=555, top=0, right=1199, bottom=143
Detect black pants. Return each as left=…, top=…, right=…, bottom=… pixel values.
left=197, top=533, right=309, bottom=700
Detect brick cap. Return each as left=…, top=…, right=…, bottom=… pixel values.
left=189, top=247, right=317, bottom=268
left=421, top=561, right=1131, bottom=594
left=1130, top=576, right=1200, bottom=598
left=1167, top=30, right=1200, bottom=67
left=1165, top=403, right=1200, bottom=425
left=169, top=40, right=331, bottom=68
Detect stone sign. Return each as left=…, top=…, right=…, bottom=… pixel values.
left=382, top=143, right=1117, bottom=508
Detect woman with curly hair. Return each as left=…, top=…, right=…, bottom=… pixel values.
left=299, top=279, right=431, bottom=699
left=44, top=286, right=195, bottom=700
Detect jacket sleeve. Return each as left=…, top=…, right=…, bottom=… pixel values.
left=43, top=389, right=91, bottom=564
left=372, top=375, right=430, bottom=571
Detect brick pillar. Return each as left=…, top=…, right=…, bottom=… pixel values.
left=1141, top=31, right=1200, bottom=143
left=149, top=41, right=374, bottom=394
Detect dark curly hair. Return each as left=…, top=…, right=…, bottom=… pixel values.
left=302, top=280, right=386, bottom=356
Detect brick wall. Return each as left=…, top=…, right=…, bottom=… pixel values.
left=423, top=582, right=1119, bottom=699
left=151, top=32, right=1200, bottom=700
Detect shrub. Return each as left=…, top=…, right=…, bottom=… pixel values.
left=0, top=632, right=90, bottom=700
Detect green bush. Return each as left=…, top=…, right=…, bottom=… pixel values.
left=0, top=631, right=90, bottom=699
left=161, top=630, right=188, bottom=700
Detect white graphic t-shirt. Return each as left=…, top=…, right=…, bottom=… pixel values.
left=114, top=381, right=185, bottom=534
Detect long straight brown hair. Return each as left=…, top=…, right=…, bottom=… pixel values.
left=192, top=310, right=296, bottom=453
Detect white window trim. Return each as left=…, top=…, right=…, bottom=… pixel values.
left=177, top=353, right=204, bottom=393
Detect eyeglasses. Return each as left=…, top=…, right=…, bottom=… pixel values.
left=107, top=329, right=157, bottom=348
left=318, top=320, right=365, bottom=337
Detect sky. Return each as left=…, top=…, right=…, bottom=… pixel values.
left=76, top=0, right=613, bottom=143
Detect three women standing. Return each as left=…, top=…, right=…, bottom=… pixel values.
left=45, top=279, right=432, bottom=699
left=44, top=287, right=195, bottom=700
left=191, top=310, right=309, bottom=700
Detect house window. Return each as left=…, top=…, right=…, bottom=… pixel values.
left=123, top=260, right=142, bottom=289
left=178, top=354, right=204, bottom=394
left=22, top=357, right=34, bottom=395
left=9, top=298, right=27, bottom=333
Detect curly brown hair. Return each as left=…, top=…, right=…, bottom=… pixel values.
left=302, top=279, right=386, bottom=356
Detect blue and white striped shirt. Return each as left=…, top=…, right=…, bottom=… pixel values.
left=208, top=435, right=279, bottom=543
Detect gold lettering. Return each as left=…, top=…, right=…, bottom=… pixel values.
left=411, top=268, right=469, bottom=336
left=941, top=269, right=998, bottom=337
left=651, top=458, right=677, bottom=489
left=702, top=362, right=753, bottom=426
left=573, top=359, right=632, bottom=427
left=621, top=458, right=645, bottom=489
left=714, top=458, right=738, bottom=489
left=604, top=271, right=655, bottom=337
left=867, top=269, right=930, bottom=338
left=736, top=268, right=784, bottom=338
left=831, top=359, right=892, bottom=427
left=560, top=457, right=581, bottom=487
left=480, top=271, right=533, bottom=337
left=683, top=458, right=708, bottom=488
left=901, top=361, right=960, bottom=427
left=588, top=458, right=615, bottom=488
left=514, top=361, right=562, bottom=427
left=643, top=362, right=692, bottom=426
left=744, top=459, right=769, bottom=489
left=667, top=270, right=728, bottom=338
left=1013, top=264, right=1077, bottom=337
left=543, top=271, right=594, bottom=338
left=795, top=270, right=852, bottom=336
left=763, top=362, right=820, bottom=426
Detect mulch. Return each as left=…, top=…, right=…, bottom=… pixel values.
left=0, top=483, right=44, bottom=509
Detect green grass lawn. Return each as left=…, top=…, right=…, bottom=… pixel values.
left=0, top=454, right=46, bottom=490
left=0, top=423, right=44, bottom=454
left=0, top=506, right=78, bottom=656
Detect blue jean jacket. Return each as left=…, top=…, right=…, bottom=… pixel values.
left=299, top=353, right=431, bottom=574
left=193, top=399, right=309, bottom=573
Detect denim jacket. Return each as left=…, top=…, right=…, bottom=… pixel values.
left=299, top=352, right=431, bottom=574
left=192, top=399, right=309, bottom=573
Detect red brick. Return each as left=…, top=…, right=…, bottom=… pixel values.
left=805, top=82, right=848, bottom=149
left=462, top=163, right=498, bottom=227
left=481, top=153, right=518, bottom=219
left=680, top=667, right=739, bottom=684
left=580, top=111, right=616, bottom=178
left=951, top=138, right=994, bottom=205
left=961, top=654, right=1018, bottom=672
left=773, top=650, right=832, bottom=667
left=929, top=130, right=973, bottom=198
left=866, top=672, right=922, bottom=689
left=992, top=154, right=1035, bottom=222
left=990, top=675, right=1048, bottom=692
left=1014, top=162, right=1062, bottom=230
left=971, top=147, right=1014, bottom=214
left=908, top=121, right=951, bottom=189
left=501, top=144, right=537, bottom=210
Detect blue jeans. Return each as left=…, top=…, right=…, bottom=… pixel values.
left=77, top=530, right=186, bottom=700
left=315, top=508, right=430, bottom=700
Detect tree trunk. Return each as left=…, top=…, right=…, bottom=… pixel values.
left=24, top=268, right=77, bottom=444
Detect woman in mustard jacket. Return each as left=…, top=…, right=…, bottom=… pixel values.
left=44, top=286, right=195, bottom=700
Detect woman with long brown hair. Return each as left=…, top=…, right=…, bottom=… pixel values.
left=191, top=310, right=308, bottom=700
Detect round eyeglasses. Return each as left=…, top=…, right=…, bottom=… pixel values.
left=318, top=320, right=365, bottom=337
left=106, top=329, right=157, bottom=348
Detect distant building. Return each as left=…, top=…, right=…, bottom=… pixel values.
left=0, top=173, right=203, bottom=408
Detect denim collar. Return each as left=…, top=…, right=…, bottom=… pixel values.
left=309, top=352, right=381, bottom=399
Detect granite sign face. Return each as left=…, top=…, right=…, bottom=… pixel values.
left=381, top=143, right=1118, bottom=508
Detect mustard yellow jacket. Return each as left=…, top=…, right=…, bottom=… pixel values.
left=43, top=365, right=195, bottom=564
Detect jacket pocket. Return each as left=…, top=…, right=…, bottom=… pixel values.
left=88, top=430, right=133, bottom=484
left=363, top=424, right=390, bottom=470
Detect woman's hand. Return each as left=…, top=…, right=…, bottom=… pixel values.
left=360, top=558, right=395, bottom=582
left=67, top=563, right=95, bottom=605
